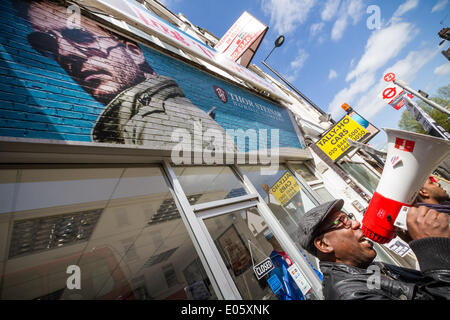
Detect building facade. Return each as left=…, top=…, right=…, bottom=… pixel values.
left=0, top=0, right=418, bottom=300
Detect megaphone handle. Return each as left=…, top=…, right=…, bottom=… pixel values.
left=393, top=206, right=409, bottom=230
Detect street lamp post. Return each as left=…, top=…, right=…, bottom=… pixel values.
left=264, top=35, right=285, bottom=62
left=261, top=36, right=334, bottom=123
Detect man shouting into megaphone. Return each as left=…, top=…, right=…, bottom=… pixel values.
left=297, top=199, right=450, bottom=300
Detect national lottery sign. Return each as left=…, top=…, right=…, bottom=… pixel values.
left=316, top=115, right=369, bottom=162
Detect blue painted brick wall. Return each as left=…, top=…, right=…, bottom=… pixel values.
left=0, top=0, right=303, bottom=151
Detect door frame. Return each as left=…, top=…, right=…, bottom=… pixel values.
left=163, top=161, right=324, bottom=300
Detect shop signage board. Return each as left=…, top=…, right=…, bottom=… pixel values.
left=316, top=115, right=370, bottom=162
left=0, top=0, right=303, bottom=153
left=269, top=171, right=301, bottom=206
left=215, top=11, right=268, bottom=67
left=89, top=0, right=288, bottom=102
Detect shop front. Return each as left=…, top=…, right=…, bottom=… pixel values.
left=0, top=0, right=332, bottom=300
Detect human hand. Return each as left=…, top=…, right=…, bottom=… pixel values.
left=406, top=206, right=450, bottom=240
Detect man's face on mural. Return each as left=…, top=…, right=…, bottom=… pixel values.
left=25, top=1, right=149, bottom=104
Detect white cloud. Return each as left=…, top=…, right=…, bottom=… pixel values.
left=286, top=48, right=309, bottom=81
left=346, top=22, right=415, bottom=81
left=328, top=73, right=376, bottom=117
left=310, top=22, right=325, bottom=37
left=393, top=0, right=420, bottom=18
left=331, top=16, right=348, bottom=41
left=356, top=48, right=439, bottom=119
left=261, top=0, right=316, bottom=35
left=432, top=0, right=449, bottom=12
left=434, top=62, right=450, bottom=75
left=331, top=0, right=364, bottom=41
left=321, top=0, right=341, bottom=21
left=329, top=69, right=338, bottom=80
left=328, top=18, right=421, bottom=118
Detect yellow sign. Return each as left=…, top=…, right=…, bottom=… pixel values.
left=270, top=172, right=300, bottom=206
left=316, top=115, right=368, bottom=161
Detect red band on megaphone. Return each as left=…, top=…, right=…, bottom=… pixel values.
left=362, top=191, right=411, bottom=244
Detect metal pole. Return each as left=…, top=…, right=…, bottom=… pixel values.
left=263, top=46, right=276, bottom=62
left=394, top=80, right=450, bottom=117
left=261, top=61, right=335, bottom=123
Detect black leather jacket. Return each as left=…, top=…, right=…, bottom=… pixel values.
left=319, top=237, right=450, bottom=300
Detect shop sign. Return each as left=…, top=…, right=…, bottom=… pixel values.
left=316, top=115, right=369, bottom=162
left=270, top=171, right=301, bottom=206
left=215, top=11, right=268, bottom=66
left=287, top=264, right=311, bottom=296
left=253, top=257, right=275, bottom=280
left=91, top=0, right=288, bottom=102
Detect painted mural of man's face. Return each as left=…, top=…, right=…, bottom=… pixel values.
left=24, top=0, right=153, bottom=105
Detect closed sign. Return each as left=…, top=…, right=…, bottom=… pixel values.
left=253, top=257, right=275, bottom=280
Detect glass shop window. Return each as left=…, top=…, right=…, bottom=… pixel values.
left=338, top=160, right=380, bottom=194
left=240, top=165, right=321, bottom=271
left=172, top=166, right=248, bottom=205
left=0, top=167, right=217, bottom=300
left=289, top=163, right=336, bottom=203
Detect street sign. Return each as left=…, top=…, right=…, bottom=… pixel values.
left=380, top=84, right=414, bottom=110
left=384, top=72, right=396, bottom=82
left=381, top=73, right=415, bottom=110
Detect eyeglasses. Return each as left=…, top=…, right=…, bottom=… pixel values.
left=27, top=28, right=123, bottom=60
left=315, top=213, right=355, bottom=237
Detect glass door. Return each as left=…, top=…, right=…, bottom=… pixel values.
left=167, top=164, right=323, bottom=300
left=198, top=208, right=314, bottom=300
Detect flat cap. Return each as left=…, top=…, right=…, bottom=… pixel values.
left=298, top=199, right=344, bottom=255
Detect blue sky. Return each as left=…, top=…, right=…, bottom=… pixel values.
left=160, top=0, right=450, bottom=149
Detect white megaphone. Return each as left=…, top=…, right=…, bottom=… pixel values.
left=362, top=128, right=450, bottom=244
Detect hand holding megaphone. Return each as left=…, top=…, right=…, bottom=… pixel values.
left=405, top=206, right=450, bottom=240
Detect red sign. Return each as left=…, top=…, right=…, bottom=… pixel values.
left=214, top=86, right=228, bottom=103
left=395, top=138, right=415, bottom=153
left=215, top=11, right=268, bottom=64
left=382, top=87, right=399, bottom=100
left=393, top=99, right=405, bottom=110
left=384, top=73, right=396, bottom=82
